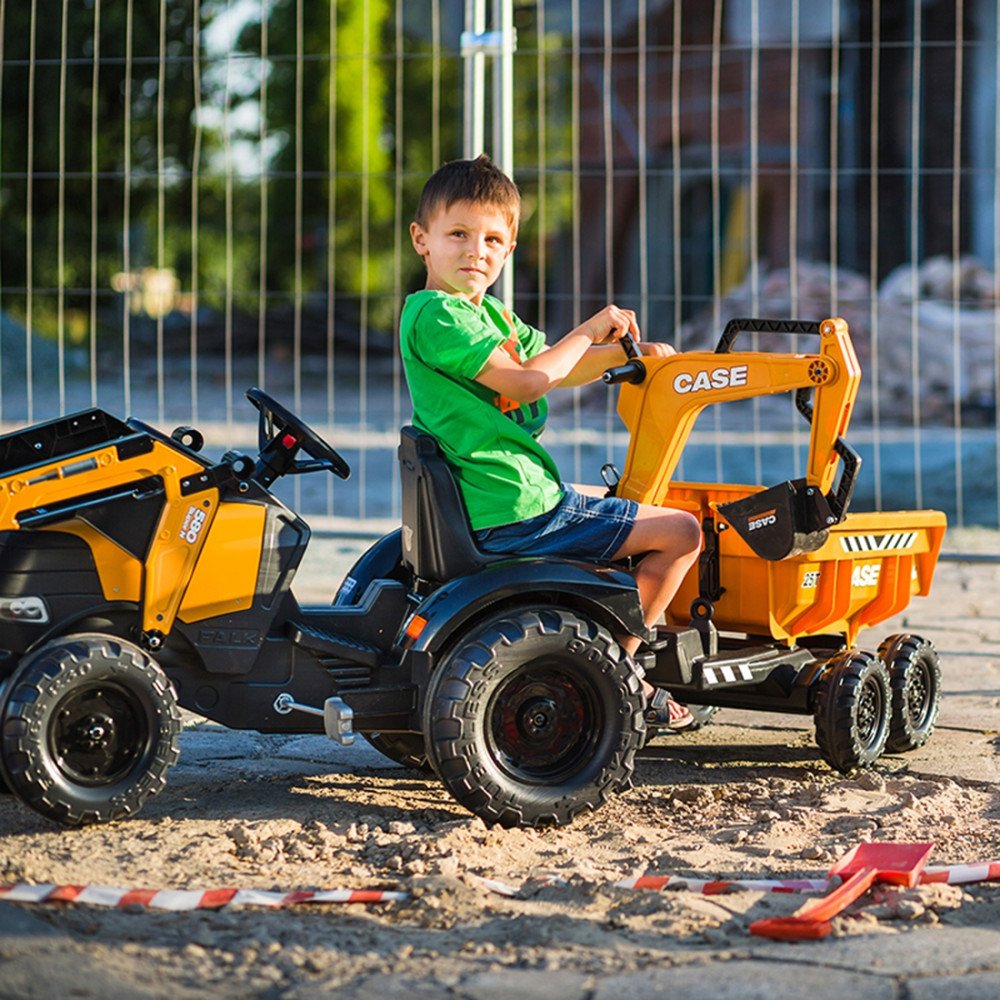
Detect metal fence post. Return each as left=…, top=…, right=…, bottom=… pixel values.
left=462, top=0, right=487, bottom=160
left=460, top=0, right=516, bottom=308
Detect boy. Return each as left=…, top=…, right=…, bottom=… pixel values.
left=400, top=155, right=702, bottom=729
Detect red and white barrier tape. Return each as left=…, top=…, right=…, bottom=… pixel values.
left=619, top=861, right=1000, bottom=895
left=0, top=883, right=407, bottom=910
left=616, top=875, right=830, bottom=894
left=922, top=862, right=1000, bottom=885
left=1, top=861, right=997, bottom=912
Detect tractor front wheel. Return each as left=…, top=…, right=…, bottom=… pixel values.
left=0, top=678, right=12, bottom=793
left=0, top=634, right=181, bottom=826
left=878, top=634, right=941, bottom=753
left=424, top=608, right=645, bottom=828
left=813, top=649, right=891, bottom=774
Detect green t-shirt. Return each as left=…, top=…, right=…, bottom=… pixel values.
left=400, top=290, right=564, bottom=531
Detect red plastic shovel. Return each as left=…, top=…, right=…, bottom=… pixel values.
left=749, top=841, right=935, bottom=941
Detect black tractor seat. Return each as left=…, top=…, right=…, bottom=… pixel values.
left=398, top=426, right=509, bottom=583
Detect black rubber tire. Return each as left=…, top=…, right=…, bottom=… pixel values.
left=364, top=731, right=433, bottom=773
left=813, top=649, right=891, bottom=773
left=0, top=678, right=12, bottom=793
left=878, top=634, right=942, bottom=753
left=0, top=634, right=181, bottom=826
left=423, top=608, right=645, bottom=828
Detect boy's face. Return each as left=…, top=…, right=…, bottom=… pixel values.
left=410, top=200, right=516, bottom=305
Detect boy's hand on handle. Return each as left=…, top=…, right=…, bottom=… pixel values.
left=583, top=305, right=640, bottom=346
left=638, top=341, right=676, bottom=358
left=582, top=306, right=676, bottom=359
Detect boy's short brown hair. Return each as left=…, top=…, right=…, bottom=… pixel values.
left=414, top=154, right=521, bottom=239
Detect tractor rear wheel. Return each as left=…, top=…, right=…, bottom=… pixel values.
left=878, top=634, right=941, bottom=753
left=0, top=634, right=180, bottom=825
left=424, top=608, right=645, bottom=828
left=813, top=649, right=891, bottom=773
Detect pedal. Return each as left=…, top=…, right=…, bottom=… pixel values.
left=641, top=626, right=704, bottom=686
left=287, top=621, right=382, bottom=668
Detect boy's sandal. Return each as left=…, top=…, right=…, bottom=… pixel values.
left=645, top=688, right=695, bottom=731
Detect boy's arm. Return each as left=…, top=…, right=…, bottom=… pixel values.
left=558, top=340, right=675, bottom=387
left=476, top=304, right=642, bottom=403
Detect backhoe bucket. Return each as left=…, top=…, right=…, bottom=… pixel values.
left=717, top=479, right=835, bottom=561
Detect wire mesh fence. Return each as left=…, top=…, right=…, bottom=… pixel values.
left=0, top=0, right=997, bottom=528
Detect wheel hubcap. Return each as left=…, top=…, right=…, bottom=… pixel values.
left=857, top=677, right=884, bottom=747
left=523, top=697, right=558, bottom=737
left=906, top=663, right=931, bottom=726
left=51, top=684, right=147, bottom=785
left=490, top=667, right=599, bottom=782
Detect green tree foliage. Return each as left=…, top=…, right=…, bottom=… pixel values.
left=0, top=0, right=467, bottom=343
left=237, top=0, right=393, bottom=306
left=235, top=0, right=463, bottom=332
left=0, top=0, right=221, bottom=337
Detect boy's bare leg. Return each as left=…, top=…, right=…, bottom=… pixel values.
left=571, top=486, right=702, bottom=701
left=610, top=504, right=702, bottom=658
left=572, top=485, right=702, bottom=655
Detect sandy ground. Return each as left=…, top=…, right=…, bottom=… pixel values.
left=1, top=529, right=999, bottom=998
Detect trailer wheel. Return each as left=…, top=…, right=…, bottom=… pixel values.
left=813, top=649, right=891, bottom=774
left=364, top=732, right=433, bottom=773
left=878, top=634, right=941, bottom=753
left=0, top=634, right=180, bottom=826
left=424, top=608, right=645, bottom=828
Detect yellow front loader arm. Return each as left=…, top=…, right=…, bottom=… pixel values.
left=0, top=424, right=218, bottom=646
left=611, top=317, right=862, bottom=560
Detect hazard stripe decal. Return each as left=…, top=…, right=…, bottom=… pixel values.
left=840, top=531, right=917, bottom=553
left=702, top=664, right=756, bottom=686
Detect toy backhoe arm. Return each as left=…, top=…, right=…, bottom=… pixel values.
left=613, top=317, right=862, bottom=560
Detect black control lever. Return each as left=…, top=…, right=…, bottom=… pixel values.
left=602, top=330, right=646, bottom=385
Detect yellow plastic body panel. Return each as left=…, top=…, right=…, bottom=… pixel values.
left=663, top=482, right=946, bottom=646
left=41, top=523, right=142, bottom=602
left=178, top=502, right=266, bottom=623
left=0, top=439, right=217, bottom=636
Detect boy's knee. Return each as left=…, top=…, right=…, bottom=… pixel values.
left=674, top=511, right=703, bottom=558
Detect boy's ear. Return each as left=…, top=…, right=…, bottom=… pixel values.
left=409, top=221, right=428, bottom=257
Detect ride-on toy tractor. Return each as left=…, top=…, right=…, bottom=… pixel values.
left=0, top=318, right=946, bottom=829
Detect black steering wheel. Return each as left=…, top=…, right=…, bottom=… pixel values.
left=246, top=387, right=350, bottom=484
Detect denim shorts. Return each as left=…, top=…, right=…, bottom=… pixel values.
left=473, top=486, right=638, bottom=562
